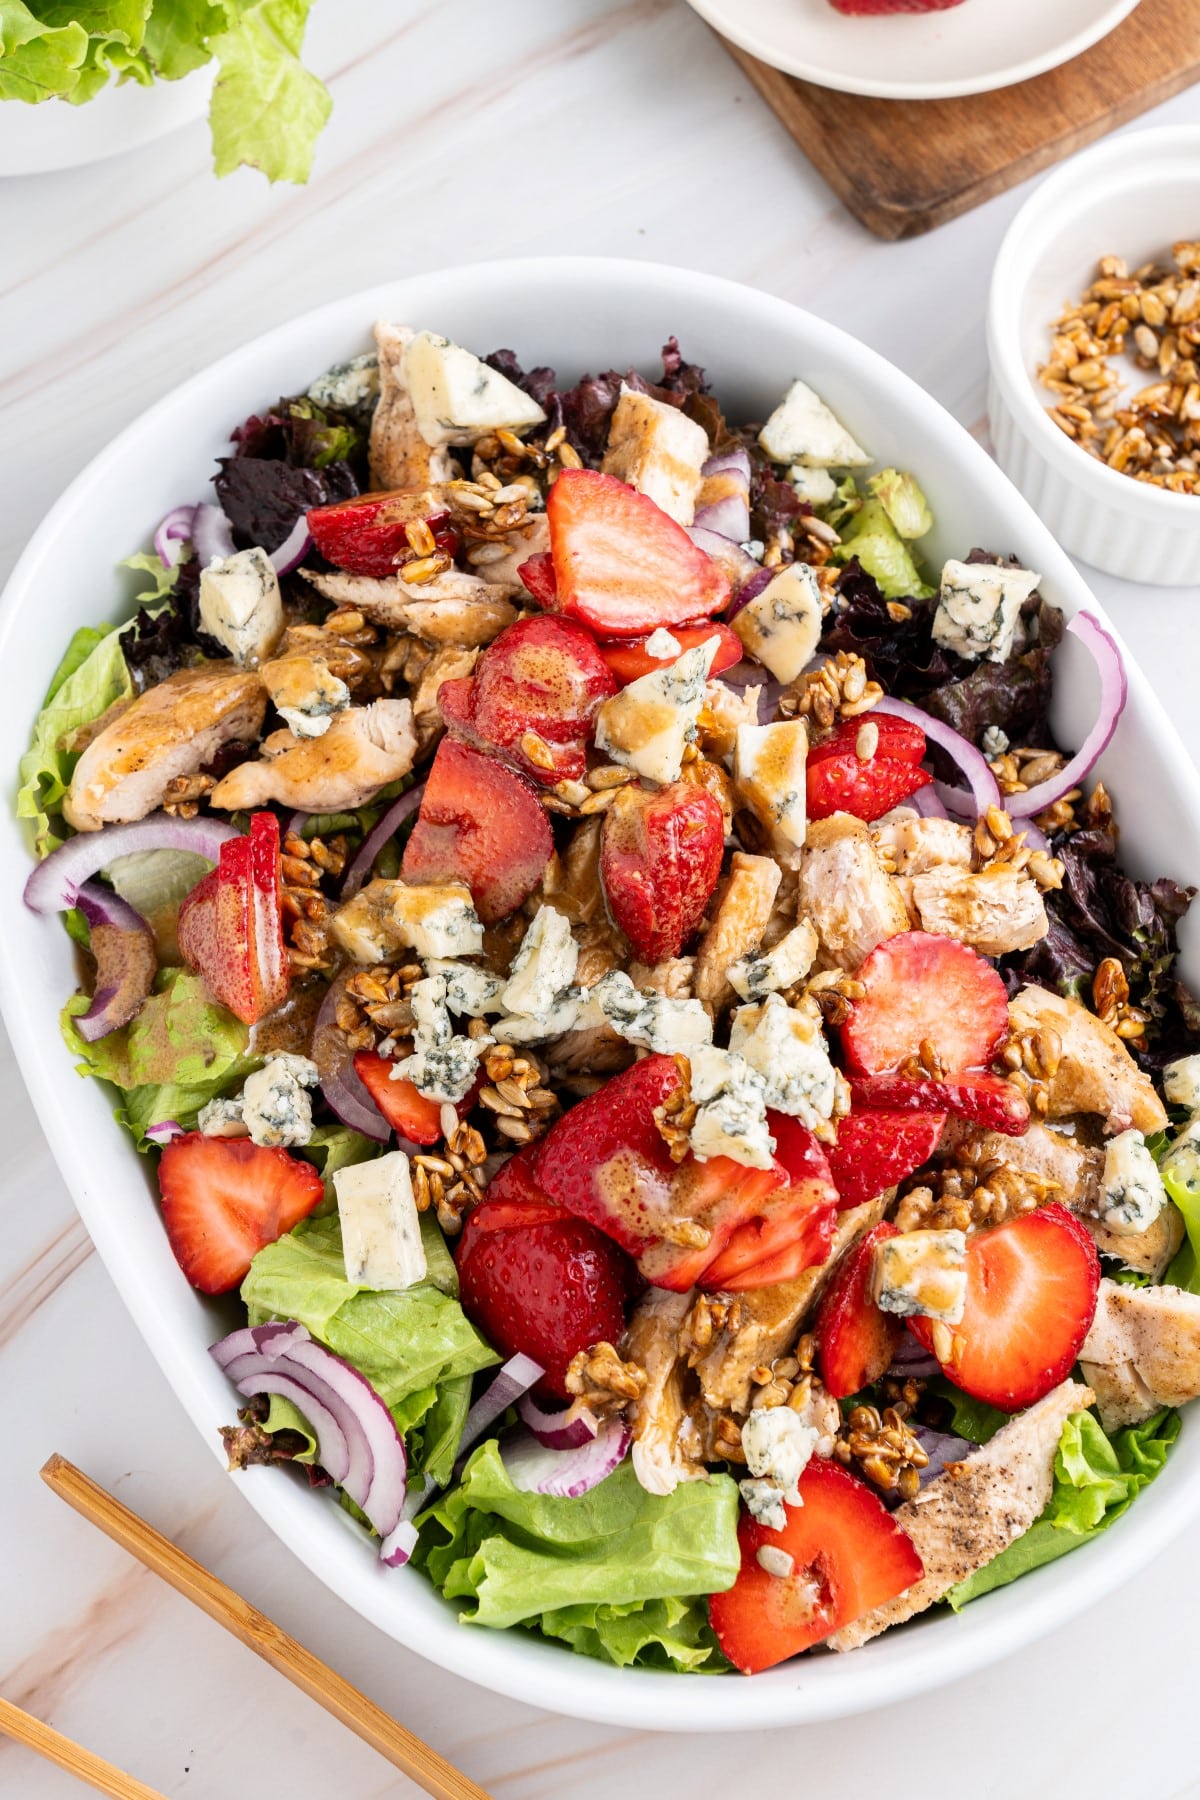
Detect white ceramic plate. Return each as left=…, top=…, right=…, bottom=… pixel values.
left=0, top=66, right=212, bottom=178
left=2, top=259, right=1198, bottom=1731
left=689, top=0, right=1141, bottom=101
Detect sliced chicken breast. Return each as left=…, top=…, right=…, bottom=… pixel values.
left=64, top=665, right=265, bottom=831
left=209, top=699, right=416, bottom=813
left=1008, top=984, right=1167, bottom=1136
left=626, top=1287, right=709, bottom=1496
left=798, top=813, right=910, bottom=973
left=369, top=322, right=455, bottom=490
left=1081, top=1277, right=1200, bottom=1429
left=305, top=568, right=519, bottom=644
left=694, top=852, right=782, bottom=1011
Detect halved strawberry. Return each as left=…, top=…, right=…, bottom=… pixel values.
left=483, top=1141, right=550, bottom=1211
left=530, top=1054, right=793, bottom=1290
left=807, top=742, right=931, bottom=824
left=909, top=1202, right=1101, bottom=1411
left=178, top=811, right=289, bottom=1026
left=829, top=0, right=964, bottom=13
left=547, top=468, right=729, bottom=636
left=849, top=1071, right=1029, bottom=1136
left=699, top=1117, right=840, bottom=1291
left=456, top=1197, right=638, bottom=1399
left=599, top=622, right=743, bottom=687
left=439, top=614, right=617, bottom=786
left=306, top=489, right=457, bottom=578
left=517, top=550, right=558, bottom=607
left=157, top=1133, right=324, bottom=1294
left=825, top=1106, right=946, bottom=1210
left=807, top=715, right=927, bottom=768
left=841, top=932, right=1010, bottom=1077
left=401, top=737, right=553, bottom=924
left=708, top=1459, right=923, bottom=1673
left=600, top=781, right=725, bottom=962
left=813, top=1221, right=902, bottom=1398
left=353, top=1051, right=478, bottom=1146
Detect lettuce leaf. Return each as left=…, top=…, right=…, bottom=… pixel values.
left=0, top=1, right=88, bottom=101
left=208, top=0, right=329, bottom=184
left=414, top=1439, right=738, bottom=1670
left=945, top=1408, right=1179, bottom=1610
left=62, top=966, right=256, bottom=1146
left=831, top=498, right=934, bottom=601
left=143, top=0, right=226, bottom=79
left=17, top=624, right=133, bottom=856
left=241, top=1213, right=495, bottom=1476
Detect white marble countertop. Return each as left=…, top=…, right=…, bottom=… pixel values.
left=2, top=4, right=1199, bottom=1795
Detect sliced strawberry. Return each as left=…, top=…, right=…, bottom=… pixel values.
left=909, top=1202, right=1101, bottom=1411
left=456, top=1197, right=638, bottom=1399
left=517, top=550, right=558, bottom=607
left=813, top=1221, right=902, bottom=1399
left=806, top=749, right=931, bottom=823
left=546, top=468, right=729, bottom=636
left=352, top=1051, right=478, bottom=1146
left=178, top=811, right=289, bottom=1026
left=530, top=1054, right=792, bottom=1290
left=807, top=715, right=927, bottom=767
left=841, top=931, right=1010, bottom=1077
left=699, top=1117, right=840, bottom=1291
left=482, top=1142, right=549, bottom=1211
left=825, top=1106, right=946, bottom=1210
left=306, top=489, right=456, bottom=578
left=708, top=1459, right=923, bottom=1673
left=439, top=614, right=617, bottom=786
left=599, top=622, right=743, bottom=687
left=401, top=737, right=553, bottom=925
left=157, top=1133, right=324, bottom=1295
left=829, top=0, right=964, bottom=13
left=849, top=1071, right=1029, bottom=1136
left=600, top=781, right=725, bottom=962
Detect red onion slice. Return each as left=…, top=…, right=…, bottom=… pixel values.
left=725, top=564, right=774, bottom=620
left=212, top=1321, right=409, bottom=1542
left=311, top=975, right=391, bottom=1142
left=500, top=1415, right=631, bottom=1499
left=144, top=1120, right=184, bottom=1145
left=1006, top=612, right=1126, bottom=816
left=154, top=505, right=196, bottom=568
left=25, top=813, right=240, bottom=914
left=379, top=1518, right=419, bottom=1568
left=339, top=783, right=426, bottom=900
left=694, top=448, right=751, bottom=543
left=516, top=1391, right=599, bottom=1450
left=1011, top=817, right=1049, bottom=852
left=191, top=501, right=236, bottom=566
left=456, top=1353, right=544, bottom=1464
left=912, top=785, right=950, bottom=820
left=73, top=881, right=157, bottom=1041
left=874, top=695, right=1002, bottom=820
left=270, top=515, right=313, bottom=577
left=686, top=526, right=759, bottom=594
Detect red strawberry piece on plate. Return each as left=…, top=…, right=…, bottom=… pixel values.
left=599, top=621, right=743, bottom=687
left=439, top=614, right=617, bottom=786
left=825, top=1106, right=946, bottom=1210
left=909, top=1202, right=1101, bottom=1411
left=708, top=1459, right=923, bottom=1673
left=841, top=931, right=1010, bottom=1078
left=850, top=1071, right=1029, bottom=1136
left=828, top=0, right=964, bottom=11
left=546, top=468, right=729, bottom=636
left=306, top=489, right=457, bottom=578
left=517, top=550, right=558, bottom=607
left=700, top=1117, right=839, bottom=1291
left=401, top=737, right=553, bottom=924
left=806, top=714, right=931, bottom=824
left=530, top=1053, right=793, bottom=1290
left=456, top=1197, right=638, bottom=1399
left=483, top=1141, right=551, bottom=1211
left=178, top=811, right=289, bottom=1025
left=813, top=1221, right=902, bottom=1398
left=600, top=781, right=725, bottom=962
left=157, top=1133, right=324, bottom=1294
left=353, top=1051, right=478, bottom=1146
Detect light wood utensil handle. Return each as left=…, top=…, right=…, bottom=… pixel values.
left=0, top=1695, right=166, bottom=1799
left=41, top=1455, right=492, bottom=1800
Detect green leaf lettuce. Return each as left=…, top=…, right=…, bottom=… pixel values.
left=18, top=624, right=133, bottom=856
left=208, top=0, right=329, bottom=184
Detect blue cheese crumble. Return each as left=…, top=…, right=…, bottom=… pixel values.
left=200, top=1054, right=319, bottom=1148
left=931, top=559, right=1041, bottom=665
left=728, top=994, right=837, bottom=1130
left=739, top=1407, right=819, bottom=1531
left=1095, top=1129, right=1167, bottom=1235
left=687, top=1046, right=774, bottom=1170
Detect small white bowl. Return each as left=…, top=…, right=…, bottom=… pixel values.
left=0, top=66, right=211, bottom=179
left=988, top=125, right=1200, bottom=586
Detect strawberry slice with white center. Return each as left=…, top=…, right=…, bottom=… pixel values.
left=841, top=931, right=1010, bottom=1078
left=158, top=1133, right=325, bottom=1294
left=849, top=1071, right=1029, bottom=1136
left=909, top=1202, right=1101, bottom=1410
left=177, top=811, right=289, bottom=1025
left=401, top=737, right=553, bottom=924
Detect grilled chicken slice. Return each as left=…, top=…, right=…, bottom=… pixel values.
left=409, top=644, right=479, bottom=750
left=828, top=1379, right=1095, bottom=1650
left=910, top=863, right=1048, bottom=958
left=691, top=1199, right=887, bottom=1417
left=871, top=810, right=973, bottom=876
left=369, top=322, right=455, bottom=490
left=305, top=568, right=519, bottom=644
left=1081, top=1278, right=1200, bottom=1429
left=694, top=852, right=782, bottom=1011
left=209, top=699, right=416, bottom=813
left=1008, top=985, right=1167, bottom=1136
left=470, top=512, right=548, bottom=588
left=626, top=1288, right=709, bottom=1497
left=63, top=666, right=265, bottom=831
left=798, top=814, right=910, bottom=973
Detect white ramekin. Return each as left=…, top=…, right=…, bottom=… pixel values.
left=988, top=125, right=1200, bottom=587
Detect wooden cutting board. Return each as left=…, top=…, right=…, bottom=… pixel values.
left=718, top=0, right=1200, bottom=240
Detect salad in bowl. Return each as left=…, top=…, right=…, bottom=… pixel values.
left=18, top=307, right=1200, bottom=1679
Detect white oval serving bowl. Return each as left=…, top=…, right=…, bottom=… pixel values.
left=988, top=124, right=1200, bottom=587
left=2, top=258, right=1199, bottom=1732
left=686, top=0, right=1139, bottom=102
left=0, top=65, right=212, bottom=178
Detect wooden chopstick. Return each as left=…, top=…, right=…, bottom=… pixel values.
left=0, top=1695, right=166, bottom=1799
left=41, top=1455, right=492, bottom=1800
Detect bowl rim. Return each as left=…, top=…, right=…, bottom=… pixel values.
left=684, top=0, right=1141, bottom=103
left=987, top=122, right=1200, bottom=523
left=4, top=254, right=1200, bottom=1731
